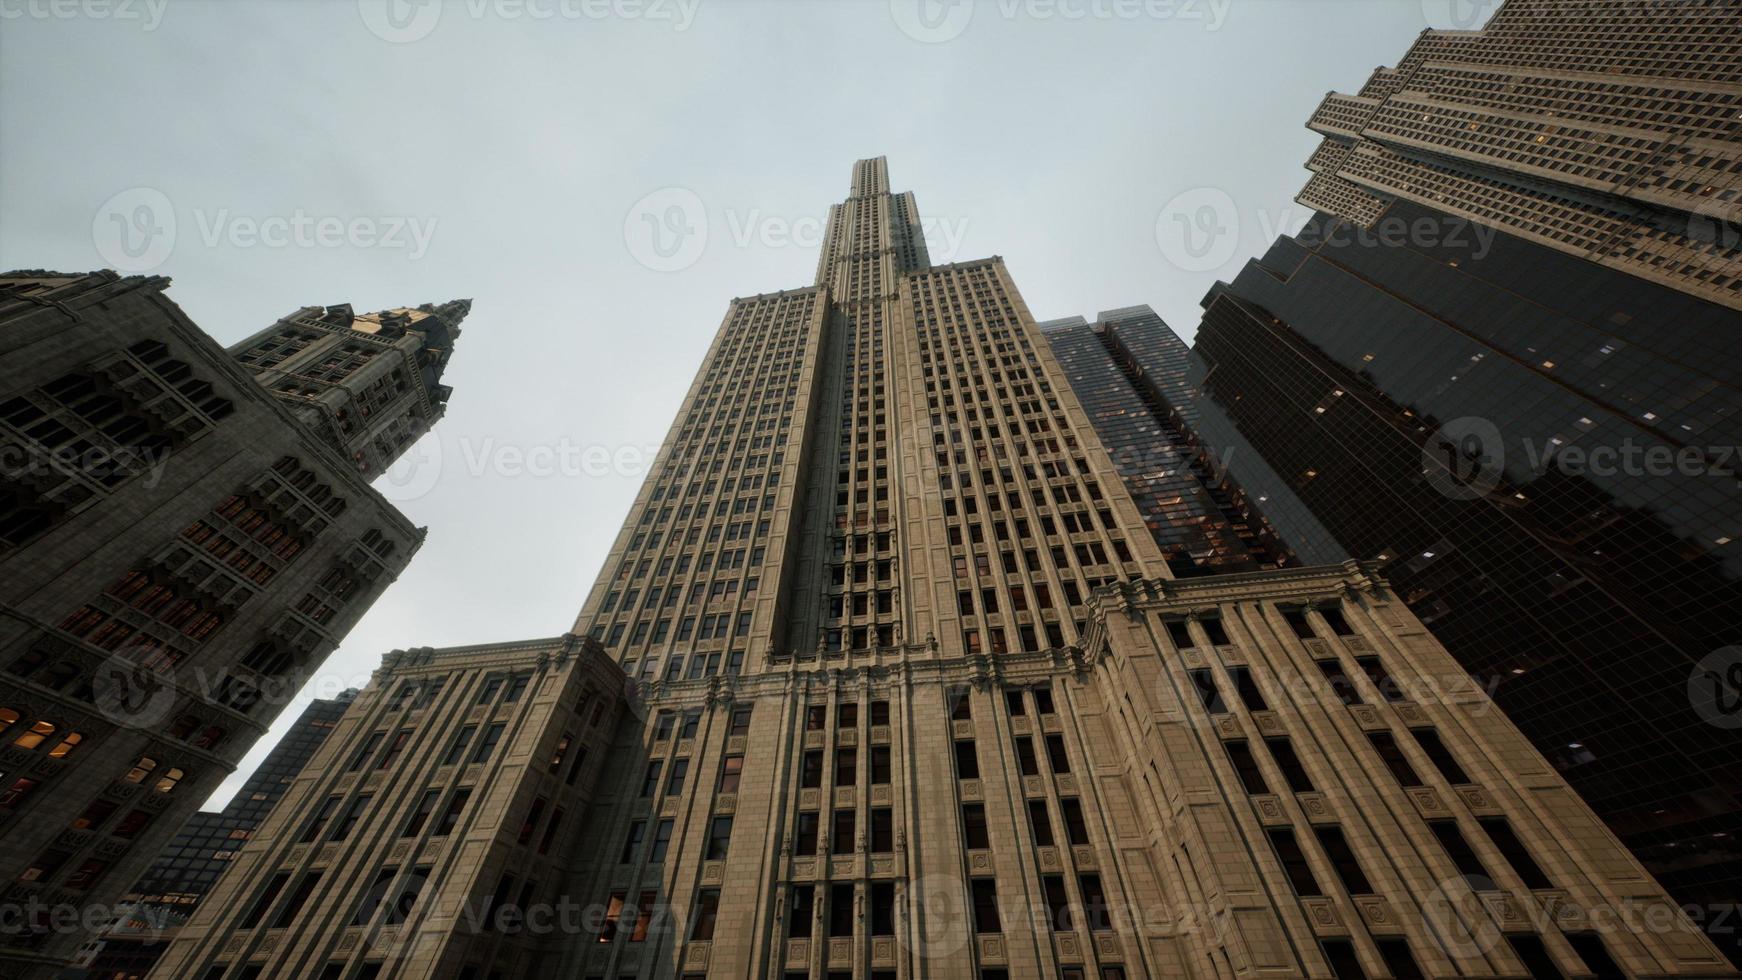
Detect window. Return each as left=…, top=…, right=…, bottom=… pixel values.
left=836, top=702, right=858, bottom=729
left=689, top=889, right=720, bottom=941
left=806, top=706, right=827, bottom=730
left=1015, top=736, right=1040, bottom=776
left=471, top=722, right=506, bottom=764
left=433, top=788, right=471, bottom=836
left=1027, top=799, right=1054, bottom=846
left=442, top=725, right=476, bottom=765
left=347, top=731, right=385, bottom=772
left=240, top=872, right=290, bottom=928
left=648, top=819, right=674, bottom=862
left=1376, top=940, right=1426, bottom=980
left=869, top=745, right=891, bottom=784
left=402, top=789, right=442, bottom=837
left=330, top=795, right=371, bottom=841
left=1033, top=687, right=1055, bottom=714
left=706, top=816, right=733, bottom=860
left=1320, top=606, right=1355, bottom=636
left=599, top=891, right=626, bottom=943
left=719, top=755, right=744, bottom=793
left=948, top=688, right=972, bottom=720
left=870, top=808, right=893, bottom=852
left=629, top=889, right=657, bottom=942
left=300, top=795, right=341, bottom=843
left=835, top=747, right=857, bottom=786
left=1079, top=873, right=1110, bottom=930
left=665, top=758, right=689, bottom=796
left=801, top=750, right=823, bottom=788
left=641, top=761, right=663, bottom=797
left=1321, top=939, right=1366, bottom=980
left=1480, top=818, right=1552, bottom=889
left=548, top=733, right=574, bottom=774
left=1268, top=828, right=1322, bottom=896
left=730, top=705, right=753, bottom=736
left=476, top=674, right=504, bottom=704
left=620, top=820, right=646, bottom=863
left=1281, top=607, right=1315, bottom=639
left=870, top=881, right=895, bottom=936
left=829, top=882, right=855, bottom=938
left=1189, top=669, right=1225, bottom=713
left=1314, top=827, right=1372, bottom=894
left=272, top=871, right=323, bottom=927
left=1429, top=820, right=1490, bottom=887
left=1200, top=617, right=1230, bottom=646
left=962, top=803, right=989, bottom=849
left=1506, top=935, right=1565, bottom=980
left=1368, top=731, right=1422, bottom=786
left=154, top=767, right=185, bottom=794
left=1410, top=728, right=1470, bottom=783
left=72, top=799, right=118, bottom=831
left=1225, top=740, right=1269, bottom=794
left=1356, top=656, right=1405, bottom=702
left=1042, top=876, right=1071, bottom=931
left=12, top=719, right=54, bottom=751
left=1005, top=690, right=1025, bottom=716
left=1044, top=734, right=1070, bottom=773
left=518, top=797, right=547, bottom=845
left=1264, top=738, right=1314, bottom=792
left=1316, top=660, right=1362, bottom=705
left=1230, top=667, right=1266, bottom=711
left=789, top=884, right=815, bottom=938
left=832, top=809, right=855, bottom=854
left=954, top=740, right=979, bottom=779
left=1565, top=933, right=1625, bottom=980
left=377, top=729, right=413, bottom=769
left=1061, top=797, right=1089, bottom=846
left=796, top=812, right=820, bottom=854
left=870, top=700, right=890, bottom=726
left=970, top=879, right=1000, bottom=933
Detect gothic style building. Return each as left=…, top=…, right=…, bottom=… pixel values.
left=149, top=161, right=1737, bottom=980
left=0, top=271, right=465, bottom=976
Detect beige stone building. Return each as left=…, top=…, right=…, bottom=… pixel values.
left=0, top=271, right=464, bottom=976
left=147, top=160, right=1739, bottom=978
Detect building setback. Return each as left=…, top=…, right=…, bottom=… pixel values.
left=0, top=271, right=464, bottom=976
left=1169, top=0, right=1742, bottom=963
left=152, top=160, right=1735, bottom=979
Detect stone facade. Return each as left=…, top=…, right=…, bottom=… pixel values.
left=145, top=159, right=1738, bottom=978
left=0, top=271, right=459, bottom=976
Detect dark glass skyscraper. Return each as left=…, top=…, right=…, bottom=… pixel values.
left=1041, top=306, right=1299, bottom=577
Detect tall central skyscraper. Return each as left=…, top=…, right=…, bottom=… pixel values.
left=152, top=160, right=1735, bottom=980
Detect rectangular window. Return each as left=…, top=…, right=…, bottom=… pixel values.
left=433, top=788, right=470, bottom=836
left=835, top=747, right=857, bottom=786
left=1268, top=828, right=1321, bottom=896
left=346, top=731, right=385, bottom=772
left=1264, top=738, right=1314, bottom=792
left=870, top=808, right=893, bottom=853
left=470, top=722, right=506, bottom=764
left=718, top=755, right=744, bottom=793
left=1321, top=939, right=1366, bottom=980
left=870, top=881, right=895, bottom=936
left=789, top=884, right=814, bottom=938
left=970, top=879, right=1000, bottom=933
left=441, top=725, right=476, bottom=765
left=962, top=803, right=989, bottom=849
left=641, top=761, right=662, bottom=797
left=240, top=872, right=289, bottom=928
left=829, top=882, right=855, bottom=938
left=796, top=812, right=819, bottom=854
left=620, top=820, right=645, bottom=863
left=1230, top=667, right=1266, bottom=711
left=1028, top=799, right=1054, bottom=846
left=1356, top=656, right=1404, bottom=702
left=648, top=819, right=674, bottom=863
left=272, top=871, right=322, bottom=927
left=630, top=889, right=657, bottom=942
left=1429, top=820, right=1489, bottom=886
left=299, top=795, right=341, bottom=843
left=376, top=729, right=412, bottom=769
left=1376, top=940, right=1426, bottom=980
left=1316, top=660, right=1362, bottom=705
left=689, top=889, right=721, bottom=941
left=329, top=794, right=371, bottom=841
left=869, top=745, right=891, bottom=784
left=1507, top=935, right=1565, bottom=980
left=1189, top=669, right=1225, bottom=713
left=1079, top=873, right=1110, bottom=931
left=1044, top=734, right=1070, bottom=773
left=1061, top=797, right=1089, bottom=846
left=1368, top=731, right=1422, bottom=787
left=1225, top=740, right=1269, bottom=794
left=1480, top=818, right=1552, bottom=889
left=1043, top=875, right=1072, bottom=931
left=954, top=740, right=979, bottom=779
left=706, top=816, right=732, bottom=860
left=1314, top=827, right=1372, bottom=894
left=801, top=750, right=823, bottom=789
left=1565, top=933, right=1625, bottom=980
left=665, top=758, right=689, bottom=796
left=1014, top=735, right=1039, bottom=776
left=1410, top=728, right=1470, bottom=784
left=832, top=809, right=855, bottom=854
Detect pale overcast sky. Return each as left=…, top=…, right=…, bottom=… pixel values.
left=0, top=0, right=1496, bottom=809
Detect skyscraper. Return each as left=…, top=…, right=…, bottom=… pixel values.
left=1041, top=306, right=1300, bottom=577
left=1164, top=0, right=1742, bottom=962
left=0, top=271, right=464, bottom=975
left=153, top=160, right=1735, bottom=980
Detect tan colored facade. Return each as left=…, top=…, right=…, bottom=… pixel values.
left=1298, top=0, right=1742, bottom=310
left=150, top=160, right=1738, bottom=978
